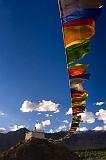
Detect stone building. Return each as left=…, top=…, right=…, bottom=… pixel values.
left=25, top=127, right=45, bottom=141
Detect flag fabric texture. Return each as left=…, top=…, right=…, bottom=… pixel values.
left=66, top=40, right=90, bottom=64
left=63, top=18, right=95, bottom=28
left=70, top=73, right=92, bottom=80
left=59, top=0, right=103, bottom=18
left=68, top=64, right=89, bottom=77
left=71, top=89, right=88, bottom=99
left=63, top=23, right=95, bottom=48
left=72, top=115, right=83, bottom=123
left=58, top=0, right=103, bottom=139
left=72, top=100, right=86, bottom=107
left=62, top=8, right=102, bottom=24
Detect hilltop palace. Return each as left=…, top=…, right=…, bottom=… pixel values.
left=25, top=127, right=45, bottom=141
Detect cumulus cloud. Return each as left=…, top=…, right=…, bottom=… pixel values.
left=63, top=120, right=69, bottom=124
left=66, top=108, right=72, bottom=115
left=96, top=109, right=106, bottom=124
left=77, top=127, right=88, bottom=132
left=9, top=125, right=26, bottom=131
left=42, top=120, right=51, bottom=126
left=79, top=111, right=95, bottom=123
left=49, top=129, right=54, bottom=133
left=93, top=125, right=106, bottom=131
left=35, top=120, right=51, bottom=131
left=35, top=123, right=43, bottom=130
left=56, top=124, right=67, bottom=132
left=0, top=128, right=6, bottom=133
left=20, top=100, right=60, bottom=113
left=95, top=102, right=105, bottom=106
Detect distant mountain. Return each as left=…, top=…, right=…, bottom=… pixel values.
left=46, top=130, right=106, bottom=150
left=0, top=129, right=106, bottom=153
left=0, top=138, right=81, bottom=160
left=0, top=128, right=29, bottom=153
left=65, top=130, right=106, bottom=151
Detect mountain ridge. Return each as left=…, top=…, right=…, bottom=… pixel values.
left=0, top=138, right=82, bottom=160
left=0, top=128, right=106, bottom=152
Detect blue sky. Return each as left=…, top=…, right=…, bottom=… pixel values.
left=0, top=0, right=106, bottom=133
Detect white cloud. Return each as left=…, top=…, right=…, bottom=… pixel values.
left=93, top=125, right=106, bottom=131
left=49, top=129, right=54, bottom=133
left=77, top=127, right=88, bottom=132
left=93, top=126, right=103, bottom=131
left=95, top=102, right=105, bottom=106
left=42, top=120, right=51, bottom=126
left=66, top=109, right=95, bottom=123
left=96, top=109, right=106, bottom=124
left=45, top=114, right=49, bottom=117
left=66, top=108, right=72, bottom=115
left=20, top=100, right=60, bottom=113
left=104, top=126, right=106, bottom=130
left=56, top=124, right=67, bottom=132
left=37, top=113, right=41, bottom=115
left=0, top=112, right=6, bottom=117
left=54, top=110, right=60, bottom=113
left=63, top=120, right=69, bottom=124
left=45, top=114, right=53, bottom=118
left=0, top=128, right=6, bottom=133
left=69, top=122, right=71, bottom=128
left=9, top=125, right=26, bottom=131
left=79, top=111, right=95, bottom=123
left=35, top=120, right=51, bottom=131
left=35, top=123, right=43, bottom=130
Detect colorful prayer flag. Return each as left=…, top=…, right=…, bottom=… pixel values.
left=59, top=0, right=103, bottom=18
left=63, top=24, right=95, bottom=48
left=66, top=40, right=90, bottom=64
left=68, top=64, right=89, bottom=77
left=62, top=8, right=102, bottom=24
left=70, top=73, right=92, bottom=80
left=70, top=82, right=84, bottom=91
left=72, top=115, right=83, bottom=123
left=72, top=100, right=86, bottom=107
left=63, top=18, right=95, bottom=28
left=71, top=89, right=88, bottom=99
left=72, top=105, right=85, bottom=115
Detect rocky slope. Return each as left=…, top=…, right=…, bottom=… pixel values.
left=0, top=129, right=106, bottom=153
left=0, top=138, right=81, bottom=160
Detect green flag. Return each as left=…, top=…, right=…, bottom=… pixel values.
left=66, top=40, right=90, bottom=64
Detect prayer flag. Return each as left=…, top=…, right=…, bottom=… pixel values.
left=68, top=64, right=89, bottom=77
left=66, top=40, right=90, bottom=64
